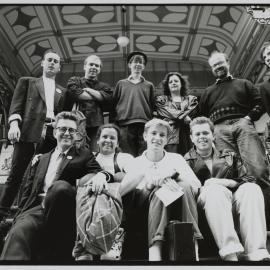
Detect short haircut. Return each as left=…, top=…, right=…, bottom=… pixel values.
left=84, top=54, right=103, bottom=68
left=43, top=49, right=60, bottom=59
left=144, top=118, right=171, bottom=136
left=162, top=72, right=188, bottom=97
left=260, top=41, right=270, bottom=62
left=189, top=116, right=214, bottom=134
left=54, top=111, right=79, bottom=129
left=96, top=123, right=121, bottom=142
left=42, top=49, right=62, bottom=65
left=208, top=51, right=229, bottom=65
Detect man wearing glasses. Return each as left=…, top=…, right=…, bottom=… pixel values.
left=67, top=54, right=113, bottom=151
left=0, top=50, right=67, bottom=226
left=1, top=111, right=111, bottom=261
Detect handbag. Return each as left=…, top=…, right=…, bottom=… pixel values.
left=76, top=183, right=123, bottom=255
left=164, top=221, right=196, bottom=261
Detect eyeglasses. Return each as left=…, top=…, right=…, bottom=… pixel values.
left=56, top=127, right=77, bottom=134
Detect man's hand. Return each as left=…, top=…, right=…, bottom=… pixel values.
left=145, top=168, right=178, bottom=190
left=87, top=172, right=108, bottom=194
left=8, top=121, right=21, bottom=143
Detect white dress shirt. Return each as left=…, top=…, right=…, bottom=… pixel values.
left=42, top=148, right=68, bottom=194
left=43, top=76, right=55, bottom=119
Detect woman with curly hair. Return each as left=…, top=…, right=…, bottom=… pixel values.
left=155, top=72, right=198, bottom=155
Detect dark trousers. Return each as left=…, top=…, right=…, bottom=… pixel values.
left=1, top=180, right=76, bottom=261
left=119, top=123, right=146, bottom=157
left=86, top=126, right=98, bottom=152
left=0, top=127, right=56, bottom=219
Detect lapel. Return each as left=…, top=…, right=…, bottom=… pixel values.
left=34, top=151, right=54, bottom=193
left=54, top=85, right=63, bottom=110
left=35, top=77, right=46, bottom=104
left=55, top=147, right=76, bottom=181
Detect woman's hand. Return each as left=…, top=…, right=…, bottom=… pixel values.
left=86, top=172, right=108, bottom=194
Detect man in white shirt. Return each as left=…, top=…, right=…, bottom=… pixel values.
left=0, top=50, right=67, bottom=224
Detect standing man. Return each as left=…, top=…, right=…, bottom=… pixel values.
left=113, top=51, right=155, bottom=157
left=259, top=41, right=270, bottom=116
left=198, top=50, right=269, bottom=188
left=1, top=111, right=111, bottom=261
left=67, top=55, right=113, bottom=151
left=0, top=49, right=66, bottom=223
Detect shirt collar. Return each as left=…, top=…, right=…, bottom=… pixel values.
left=215, top=74, right=233, bottom=85
left=54, top=147, right=70, bottom=157
left=127, top=75, right=145, bottom=82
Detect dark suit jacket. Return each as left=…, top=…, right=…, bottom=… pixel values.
left=9, top=77, right=66, bottom=143
left=17, top=146, right=102, bottom=216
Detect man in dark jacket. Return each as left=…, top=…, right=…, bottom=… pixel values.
left=0, top=49, right=66, bottom=223
left=184, top=116, right=270, bottom=261
left=1, top=111, right=112, bottom=261
left=67, top=55, right=113, bottom=152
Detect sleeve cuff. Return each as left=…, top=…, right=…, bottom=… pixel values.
left=100, top=171, right=113, bottom=183
left=9, top=114, right=22, bottom=123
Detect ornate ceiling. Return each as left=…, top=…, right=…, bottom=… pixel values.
left=0, top=4, right=269, bottom=95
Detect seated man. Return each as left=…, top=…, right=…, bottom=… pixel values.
left=0, top=111, right=112, bottom=261
left=184, top=116, right=270, bottom=261
left=119, top=118, right=202, bottom=261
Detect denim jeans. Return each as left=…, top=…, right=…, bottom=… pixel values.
left=214, top=118, right=270, bottom=188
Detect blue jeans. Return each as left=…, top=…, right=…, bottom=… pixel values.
left=214, top=117, right=270, bottom=188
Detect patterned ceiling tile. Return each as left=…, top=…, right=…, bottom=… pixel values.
left=18, top=36, right=63, bottom=73
left=5, top=6, right=42, bottom=37
left=134, top=33, right=182, bottom=54
left=191, top=34, right=232, bottom=60
left=53, top=5, right=118, bottom=29
left=208, top=6, right=242, bottom=34
left=132, top=5, right=192, bottom=26
left=0, top=6, right=53, bottom=46
left=63, top=32, right=120, bottom=58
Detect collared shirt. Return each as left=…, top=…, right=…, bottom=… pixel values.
left=43, top=76, right=56, bottom=119
left=127, top=75, right=145, bottom=83
left=42, top=147, right=69, bottom=193
left=215, top=75, right=233, bottom=85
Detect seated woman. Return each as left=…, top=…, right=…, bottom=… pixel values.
left=120, top=118, right=202, bottom=261
left=184, top=116, right=270, bottom=261
left=73, top=123, right=134, bottom=261
left=155, top=72, right=198, bottom=155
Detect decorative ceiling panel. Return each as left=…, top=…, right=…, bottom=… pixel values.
left=0, top=4, right=268, bottom=88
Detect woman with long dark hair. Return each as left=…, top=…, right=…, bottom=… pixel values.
left=155, top=72, right=198, bottom=155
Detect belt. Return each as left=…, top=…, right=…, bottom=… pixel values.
left=44, top=118, right=55, bottom=124
left=44, top=118, right=55, bottom=127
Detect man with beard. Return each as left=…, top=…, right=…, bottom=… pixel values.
left=198, top=51, right=269, bottom=188
left=113, top=51, right=155, bottom=157
left=0, top=49, right=66, bottom=225
left=259, top=42, right=270, bottom=116
left=67, top=55, right=113, bottom=151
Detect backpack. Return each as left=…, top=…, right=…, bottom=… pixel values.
left=76, top=182, right=123, bottom=255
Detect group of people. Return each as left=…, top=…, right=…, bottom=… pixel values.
left=0, top=42, right=270, bottom=262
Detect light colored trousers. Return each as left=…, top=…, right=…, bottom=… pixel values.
left=198, top=182, right=269, bottom=260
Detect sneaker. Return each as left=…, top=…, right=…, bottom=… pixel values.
left=100, top=227, right=125, bottom=260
